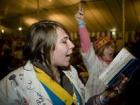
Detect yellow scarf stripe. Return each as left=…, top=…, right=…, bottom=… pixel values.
left=34, top=66, right=77, bottom=105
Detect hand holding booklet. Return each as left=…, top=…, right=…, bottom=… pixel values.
left=99, top=48, right=140, bottom=87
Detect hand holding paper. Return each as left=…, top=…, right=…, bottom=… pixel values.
left=98, top=74, right=128, bottom=105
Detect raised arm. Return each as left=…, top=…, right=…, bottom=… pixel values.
left=75, top=7, right=92, bottom=53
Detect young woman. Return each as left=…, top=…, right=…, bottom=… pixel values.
left=0, top=20, right=85, bottom=105
left=75, top=8, right=127, bottom=103
left=0, top=20, right=127, bottom=105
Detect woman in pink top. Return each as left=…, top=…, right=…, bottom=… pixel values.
left=75, top=7, right=127, bottom=105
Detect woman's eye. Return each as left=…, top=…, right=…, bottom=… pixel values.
left=62, top=40, right=67, bottom=44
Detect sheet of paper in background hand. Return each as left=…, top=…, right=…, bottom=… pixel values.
left=99, top=48, right=140, bottom=87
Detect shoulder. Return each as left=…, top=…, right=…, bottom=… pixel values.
left=63, top=65, right=79, bottom=79
left=0, top=61, right=34, bottom=92
left=0, top=61, right=35, bottom=102
left=0, top=66, right=25, bottom=103
left=70, top=65, right=77, bottom=72
left=1, top=66, right=24, bottom=82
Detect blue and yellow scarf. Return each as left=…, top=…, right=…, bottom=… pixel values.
left=35, top=66, right=82, bottom=105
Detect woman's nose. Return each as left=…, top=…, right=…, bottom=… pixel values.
left=69, top=40, right=75, bottom=49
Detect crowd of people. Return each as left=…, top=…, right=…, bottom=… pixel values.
left=0, top=36, right=25, bottom=79
left=0, top=4, right=140, bottom=105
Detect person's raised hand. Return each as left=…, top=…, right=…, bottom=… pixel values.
left=75, top=3, right=84, bottom=22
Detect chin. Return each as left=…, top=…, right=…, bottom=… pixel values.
left=64, top=63, right=70, bottom=67
left=59, top=64, right=70, bottom=70
left=108, top=58, right=113, bottom=62
left=58, top=61, right=70, bottom=67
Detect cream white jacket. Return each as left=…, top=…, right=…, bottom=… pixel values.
left=0, top=61, right=87, bottom=105
left=81, top=46, right=108, bottom=99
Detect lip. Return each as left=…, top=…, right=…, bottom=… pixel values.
left=65, top=55, right=71, bottom=61
left=66, top=55, right=71, bottom=59
left=66, top=51, right=72, bottom=57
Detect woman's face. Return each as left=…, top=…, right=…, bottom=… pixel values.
left=51, top=27, right=75, bottom=67
left=102, top=45, right=115, bottom=62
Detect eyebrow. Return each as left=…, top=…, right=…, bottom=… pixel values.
left=63, top=35, right=69, bottom=40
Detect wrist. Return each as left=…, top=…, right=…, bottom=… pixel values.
left=99, top=95, right=109, bottom=105
left=92, top=95, right=108, bottom=105
left=78, top=19, right=85, bottom=27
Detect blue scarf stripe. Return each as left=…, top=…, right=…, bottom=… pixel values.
left=41, top=82, right=65, bottom=105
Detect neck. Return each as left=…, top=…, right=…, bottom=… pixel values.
left=51, top=66, right=61, bottom=83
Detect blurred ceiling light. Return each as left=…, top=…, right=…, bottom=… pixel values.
left=48, top=14, right=71, bottom=26
left=0, top=25, right=12, bottom=33
left=110, top=28, right=116, bottom=32
left=1, top=29, right=5, bottom=34
left=18, top=27, right=22, bottom=31
left=110, top=28, right=116, bottom=36
left=24, top=17, right=38, bottom=26
left=112, top=31, right=116, bottom=36
left=48, top=0, right=52, bottom=2
left=48, top=14, right=64, bottom=21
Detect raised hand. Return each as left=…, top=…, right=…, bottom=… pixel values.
left=75, top=3, right=84, bottom=22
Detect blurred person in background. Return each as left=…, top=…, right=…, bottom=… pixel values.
left=75, top=4, right=128, bottom=105
left=0, top=41, right=14, bottom=80
left=124, top=30, right=140, bottom=105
